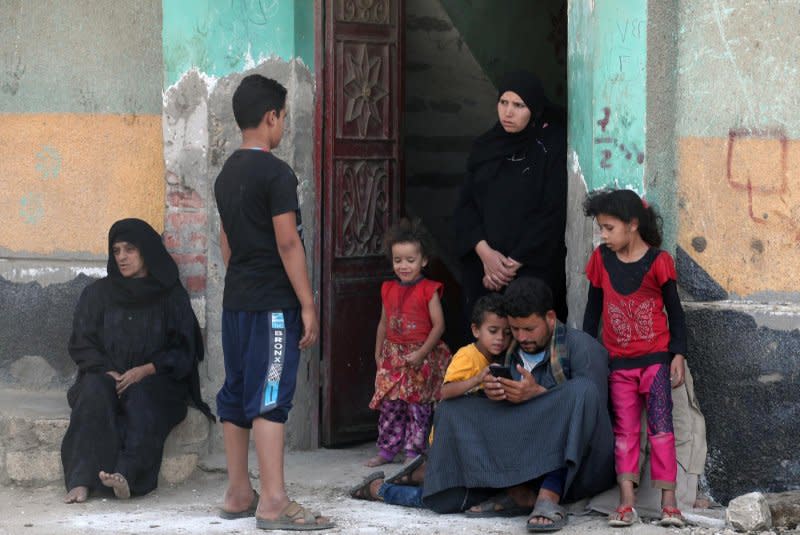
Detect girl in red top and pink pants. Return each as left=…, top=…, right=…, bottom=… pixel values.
left=583, top=189, right=687, bottom=528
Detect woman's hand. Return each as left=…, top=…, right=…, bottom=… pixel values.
left=670, top=354, right=686, bottom=388
left=475, top=241, right=515, bottom=288
left=106, top=371, right=122, bottom=381
left=116, top=363, right=156, bottom=395
left=506, top=257, right=522, bottom=274
left=482, top=275, right=503, bottom=291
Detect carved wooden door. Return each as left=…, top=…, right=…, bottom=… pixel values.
left=320, top=0, right=404, bottom=445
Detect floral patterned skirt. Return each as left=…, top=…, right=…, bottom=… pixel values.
left=369, top=339, right=451, bottom=410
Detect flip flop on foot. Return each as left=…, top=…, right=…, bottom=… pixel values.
left=255, top=501, right=334, bottom=531
left=464, top=491, right=531, bottom=518
left=608, top=505, right=638, bottom=527
left=659, top=506, right=685, bottom=528
left=527, top=499, right=568, bottom=532
left=64, top=486, right=88, bottom=504
left=219, top=490, right=259, bottom=519
left=99, top=471, right=130, bottom=499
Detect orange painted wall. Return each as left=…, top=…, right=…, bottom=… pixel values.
left=0, top=113, right=164, bottom=257
left=678, top=134, right=800, bottom=297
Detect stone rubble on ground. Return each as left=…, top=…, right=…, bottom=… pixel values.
left=765, top=490, right=800, bottom=530
left=726, top=491, right=772, bottom=532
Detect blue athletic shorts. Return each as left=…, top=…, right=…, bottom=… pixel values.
left=217, top=308, right=301, bottom=427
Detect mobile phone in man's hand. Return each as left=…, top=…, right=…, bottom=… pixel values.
left=488, top=365, right=514, bottom=380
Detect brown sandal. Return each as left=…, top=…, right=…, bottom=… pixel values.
left=349, top=471, right=384, bottom=501
left=255, top=501, right=334, bottom=531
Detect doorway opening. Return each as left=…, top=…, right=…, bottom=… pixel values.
left=317, top=0, right=567, bottom=446
left=402, top=0, right=568, bottom=349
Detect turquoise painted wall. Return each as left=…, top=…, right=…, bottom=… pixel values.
left=162, top=0, right=314, bottom=86
left=568, top=1, right=594, bottom=187
left=569, top=0, right=647, bottom=193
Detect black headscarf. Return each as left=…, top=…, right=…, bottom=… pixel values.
left=107, top=218, right=179, bottom=306
left=467, top=71, right=549, bottom=174
left=105, top=218, right=214, bottom=420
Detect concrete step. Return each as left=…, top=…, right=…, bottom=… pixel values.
left=0, top=388, right=210, bottom=488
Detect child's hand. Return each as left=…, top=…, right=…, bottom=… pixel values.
left=670, top=354, right=686, bottom=388
left=404, top=351, right=425, bottom=367
left=477, top=366, right=490, bottom=382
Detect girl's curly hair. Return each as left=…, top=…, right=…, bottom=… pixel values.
left=383, top=217, right=435, bottom=260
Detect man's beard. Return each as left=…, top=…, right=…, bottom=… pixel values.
left=519, top=326, right=552, bottom=354
left=520, top=341, right=545, bottom=353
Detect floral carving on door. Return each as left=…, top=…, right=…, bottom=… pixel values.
left=342, top=43, right=390, bottom=138
left=336, top=159, right=389, bottom=257
left=338, top=0, right=391, bottom=24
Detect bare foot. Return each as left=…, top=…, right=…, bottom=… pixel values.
left=99, top=471, right=130, bottom=499
left=364, top=455, right=392, bottom=467
left=64, top=486, right=88, bottom=504
left=222, top=486, right=257, bottom=515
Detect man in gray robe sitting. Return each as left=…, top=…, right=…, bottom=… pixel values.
left=432, top=275, right=616, bottom=532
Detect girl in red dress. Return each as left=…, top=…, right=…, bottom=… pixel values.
left=583, top=189, right=687, bottom=528
left=365, top=219, right=451, bottom=467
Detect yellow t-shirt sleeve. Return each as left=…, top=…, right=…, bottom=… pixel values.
left=444, top=344, right=490, bottom=383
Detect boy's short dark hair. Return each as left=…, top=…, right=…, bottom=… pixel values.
left=470, top=293, right=506, bottom=327
left=503, top=277, right=553, bottom=318
left=232, top=74, right=287, bottom=130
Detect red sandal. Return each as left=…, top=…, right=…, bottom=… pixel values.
left=608, top=505, right=638, bottom=527
left=659, top=506, right=685, bottom=528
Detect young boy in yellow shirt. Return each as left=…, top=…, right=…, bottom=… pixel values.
left=441, top=293, right=512, bottom=399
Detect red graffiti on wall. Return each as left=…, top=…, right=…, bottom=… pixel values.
left=597, top=107, right=610, bottom=132
left=594, top=107, right=644, bottom=170
left=726, top=127, right=800, bottom=241
left=726, top=128, right=788, bottom=224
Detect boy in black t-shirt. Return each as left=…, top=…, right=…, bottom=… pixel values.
left=214, top=75, right=331, bottom=530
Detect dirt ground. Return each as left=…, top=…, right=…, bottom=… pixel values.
left=0, top=444, right=731, bottom=535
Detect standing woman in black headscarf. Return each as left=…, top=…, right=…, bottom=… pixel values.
left=61, top=218, right=213, bottom=504
left=454, top=71, right=568, bottom=337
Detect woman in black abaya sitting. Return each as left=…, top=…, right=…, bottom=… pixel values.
left=61, top=218, right=213, bottom=503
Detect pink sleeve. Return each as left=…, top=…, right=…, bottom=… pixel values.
left=651, top=251, right=677, bottom=286
left=585, top=248, right=603, bottom=287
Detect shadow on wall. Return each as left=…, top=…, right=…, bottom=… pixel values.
left=686, top=305, right=800, bottom=503
left=0, top=274, right=95, bottom=390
